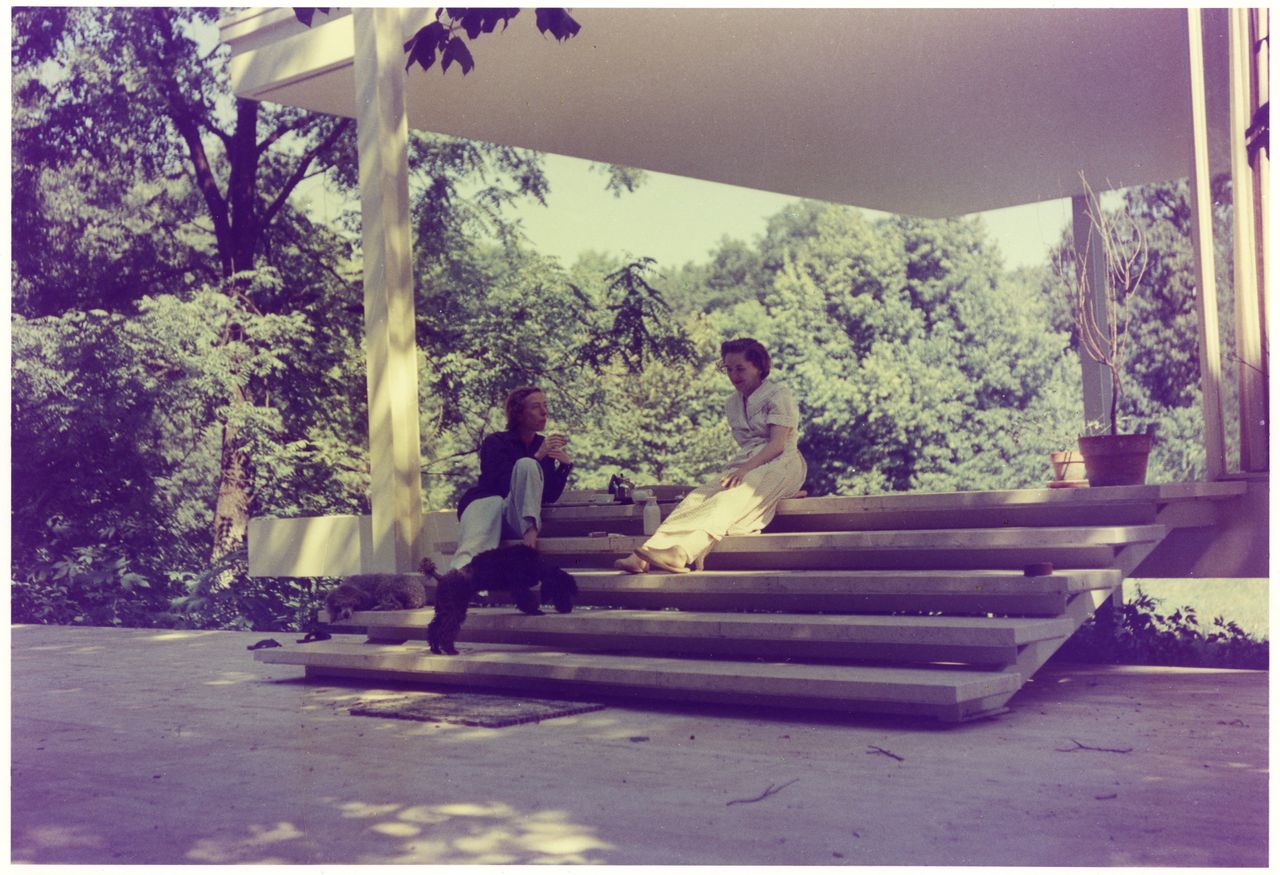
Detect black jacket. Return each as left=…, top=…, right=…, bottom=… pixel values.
left=456, top=430, right=573, bottom=518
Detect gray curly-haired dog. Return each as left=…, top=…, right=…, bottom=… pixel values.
left=421, top=545, right=578, bottom=655
left=324, top=573, right=428, bottom=622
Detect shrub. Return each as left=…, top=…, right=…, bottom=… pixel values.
left=1051, top=587, right=1268, bottom=670
left=12, top=542, right=184, bottom=628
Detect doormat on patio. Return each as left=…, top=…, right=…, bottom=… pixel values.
left=349, top=691, right=606, bottom=728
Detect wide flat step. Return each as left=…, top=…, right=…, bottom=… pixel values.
left=768, top=481, right=1245, bottom=517
left=541, top=481, right=1244, bottom=535
left=564, top=567, right=1120, bottom=596
left=444, top=525, right=1168, bottom=571
left=255, top=640, right=1023, bottom=722
left=336, top=568, right=1120, bottom=615
left=346, top=607, right=1075, bottom=666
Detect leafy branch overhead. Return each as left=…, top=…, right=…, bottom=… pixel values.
left=293, top=8, right=581, bottom=75
left=578, top=257, right=697, bottom=375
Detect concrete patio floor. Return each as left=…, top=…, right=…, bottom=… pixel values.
left=9, top=624, right=1269, bottom=866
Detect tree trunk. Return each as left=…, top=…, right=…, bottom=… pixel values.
left=206, top=102, right=264, bottom=565
left=150, top=11, right=348, bottom=566
left=211, top=415, right=256, bottom=565
left=209, top=312, right=259, bottom=567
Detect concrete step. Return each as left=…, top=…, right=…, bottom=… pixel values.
left=566, top=568, right=1119, bottom=615
left=354, top=568, right=1120, bottom=617
left=538, top=482, right=1245, bottom=537
left=451, top=525, right=1168, bottom=571
left=344, top=607, right=1076, bottom=667
left=254, top=640, right=1024, bottom=722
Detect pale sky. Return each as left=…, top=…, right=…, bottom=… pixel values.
left=512, top=152, right=1073, bottom=272
left=297, top=150, right=1073, bottom=275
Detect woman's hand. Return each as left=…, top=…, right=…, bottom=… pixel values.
left=536, top=434, right=571, bottom=464
left=719, top=466, right=752, bottom=489
left=721, top=426, right=793, bottom=488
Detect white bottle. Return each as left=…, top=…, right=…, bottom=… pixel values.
left=642, top=494, right=661, bottom=536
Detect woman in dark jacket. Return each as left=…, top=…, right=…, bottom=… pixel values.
left=450, top=386, right=573, bottom=569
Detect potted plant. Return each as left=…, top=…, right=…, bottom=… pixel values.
left=1012, top=407, right=1087, bottom=487
left=1058, top=173, right=1154, bottom=487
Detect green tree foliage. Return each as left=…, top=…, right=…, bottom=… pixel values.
left=577, top=258, right=697, bottom=374
left=12, top=6, right=359, bottom=569
left=569, top=316, right=736, bottom=490
left=743, top=202, right=1073, bottom=494
left=10, top=7, right=621, bottom=626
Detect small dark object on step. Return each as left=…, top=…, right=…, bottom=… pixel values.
left=247, top=639, right=282, bottom=651
left=1024, top=562, right=1054, bottom=577
left=296, top=631, right=332, bottom=644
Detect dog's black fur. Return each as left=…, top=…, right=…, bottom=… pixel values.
left=421, top=545, right=578, bottom=655
left=324, top=574, right=428, bottom=622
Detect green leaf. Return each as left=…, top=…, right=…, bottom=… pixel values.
left=535, top=8, right=581, bottom=41
left=441, top=37, right=475, bottom=75
left=404, top=21, right=448, bottom=72
left=293, top=8, right=329, bottom=28
left=451, top=8, right=520, bottom=39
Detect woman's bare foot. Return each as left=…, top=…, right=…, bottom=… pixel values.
left=522, top=524, right=538, bottom=550
left=637, top=546, right=691, bottom=573
left=614, top=552, right=650, bottom=574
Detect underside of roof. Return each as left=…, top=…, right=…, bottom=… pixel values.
left=222, top=7, right=1233, bottom=217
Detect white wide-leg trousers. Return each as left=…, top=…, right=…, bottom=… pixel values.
left=450, top=457, right=545, bottom=570
left=641, top=451, right=806, bottom=565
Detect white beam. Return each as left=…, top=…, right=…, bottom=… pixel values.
left=353, top=8, right=424, bottom=572
left=1186, top=9, right=1228, bottom=480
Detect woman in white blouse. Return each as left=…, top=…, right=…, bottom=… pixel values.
left=615, top=337, right=807, bottom=574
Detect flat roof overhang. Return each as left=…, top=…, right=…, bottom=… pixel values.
left=221, top=7, right=1233, bottom=217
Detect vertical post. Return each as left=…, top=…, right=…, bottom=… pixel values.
left=353, top=8, right=424, bottom=572
left=1229, top=8, right=1269, bottom=471
left=1072, top=193, right=1123, bottom=626
left=1251, top=10, right=1270, bottom=338
left=1071, top=195, right=1114, bottom=434
left=1186, top=8, right=1228, bottom=480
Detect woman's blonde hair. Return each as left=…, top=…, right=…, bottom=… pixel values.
left=504, top=386, right=544, bottom=431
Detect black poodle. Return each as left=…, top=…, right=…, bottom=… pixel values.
left=420, top=545, right=578, bottom=655
left=324, top=574, right=428, bottom=622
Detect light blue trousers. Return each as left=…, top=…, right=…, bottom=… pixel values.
left=450, top=457, right=545, bottom=570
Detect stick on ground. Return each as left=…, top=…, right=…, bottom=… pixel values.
left=1055, top=739, right=1134, bottom=754
left=727, top=778, right=799, bottom=806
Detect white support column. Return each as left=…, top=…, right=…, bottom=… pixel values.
left=1071, top=194, right=1113, bottom=433
left=1228, top=8, right=1269, bottom=472
left=1185, top=8, right=1228, bottom=480
left=353, top=8, right=424, bottom=572
left=1252, top=10, right=1270, bottom=331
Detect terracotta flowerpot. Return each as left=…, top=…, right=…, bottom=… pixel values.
left=1076, top=433, right=1154, bottom=486
left=1049, top=450, right=1086, bottom=483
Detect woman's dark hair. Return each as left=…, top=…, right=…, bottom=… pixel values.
left=504, top=386, right=544, bottom=431
left=720, top=337, right=771, bottom=380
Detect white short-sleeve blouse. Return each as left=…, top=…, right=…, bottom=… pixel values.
left=723, top=379, right=801, bottom=468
